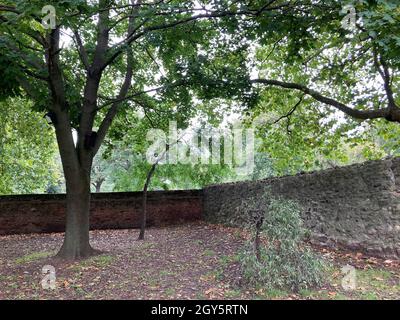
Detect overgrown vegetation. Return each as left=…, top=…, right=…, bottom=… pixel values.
left=238, top=191, right=327, bottom=292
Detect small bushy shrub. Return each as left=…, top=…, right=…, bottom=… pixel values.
left=238, top=191, right=327, bottom=292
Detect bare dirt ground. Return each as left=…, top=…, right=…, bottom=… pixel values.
left=0, top=222, right=399, bottom=300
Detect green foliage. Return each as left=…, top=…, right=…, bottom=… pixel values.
left=0, top=97, right=60, bottom=194
left=93, top=142, right=236, bottom=192
left=1, top=0, right=399, bottom=195
left=245, top=0, right=400, bottom=174
left=0, top=44, right=22, bottom=100
left=100, top=102, right=237, bottom=192
left=238, top=192, right=327, bottom=292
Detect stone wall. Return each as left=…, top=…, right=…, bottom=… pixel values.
left=0, top=190, right=202, bottom=235
left=203, top=158, right=400, bottom=259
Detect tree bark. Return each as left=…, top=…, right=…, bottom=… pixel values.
left=56, top=169, right=97, bottom=259
left=138, top=164, right=157, bottom=240
left=93, top=178, right=104, bottom=193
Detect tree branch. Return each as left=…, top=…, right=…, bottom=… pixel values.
left=92, top=1, right=138, bottom=156
left=79, top=0, right=111, bottom=159
left=73, top=30, right=90, bottom=71
left=103, top=3, right=288, bottom=69
left=44, top=27, right=80, bottom=176
left=97, top=81, right=186, bottom=110
left=272, top=94, right=304, bottom=134
left=251, top=78, right=400, bottom=123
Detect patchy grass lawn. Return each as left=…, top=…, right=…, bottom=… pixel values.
left=0, top=222, right=399, bottom=300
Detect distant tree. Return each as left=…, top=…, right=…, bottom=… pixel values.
left=0, top=97, right=59, bottom=194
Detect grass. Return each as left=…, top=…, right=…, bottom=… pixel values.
left=255, top=288, right=289, bottom=299
left=224, top=289, right=242, bottom=298
left=219, top=262, right=400, bottom=300
left=358, top=292, right=379, bottom=300
left=208, top=254, right=238, bottom=281
left=147, top=278, right=160, bottom=287
left=253, top=266, right=400, bottom=300
left=138, top=242, right=155, bottom=250
left=79, top=254, right=115, bottom=268
left=219, top=254, right=237, bottom=266
left=203, top=249, right=216, bottom=257
left=91, top=255, right=115, bottom=267
left=14, top=251, right=53, bottom=265
left=159, top=270, right=176, bottom=277
left=67, top=254, right=116, bottom=274
left=164, top=287, right=176, bottom=297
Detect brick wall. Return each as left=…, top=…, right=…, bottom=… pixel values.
left=0, top=190, right=203, bottom=235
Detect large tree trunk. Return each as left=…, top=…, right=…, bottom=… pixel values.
left=56, top=169, right=97, bottom=259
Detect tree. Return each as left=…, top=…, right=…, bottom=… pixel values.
left=0, top=97, right=60, bottom=194
left=237, top=0, right=400, bottom=174
left=138, top=162, right=156, bottom=240
left=90, top=146, right=128, bottom=193
left=0, top=0, right=284, bottom=259
left=1, top=0, right=398, bottom=259
left=250, top=1, right=399, bottom=122
left=237, top=190, right=326, bottom=292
